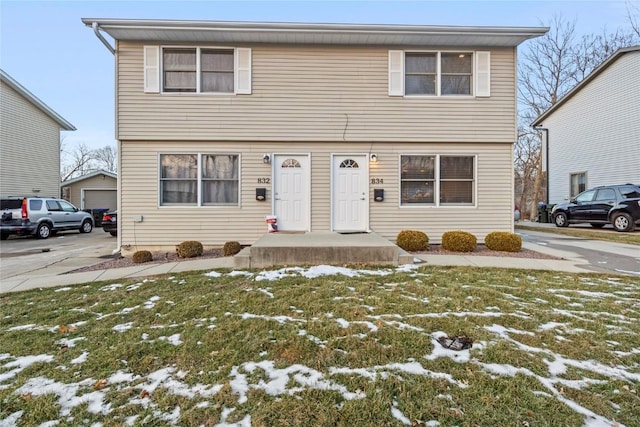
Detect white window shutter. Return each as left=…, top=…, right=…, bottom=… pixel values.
left=475, top=51, right=491, bottom=97
left=388, top=50, right=404, bottom=96
left=235, top=48, right=252, bottom=94
left=143, top=46, right=160, bottom=93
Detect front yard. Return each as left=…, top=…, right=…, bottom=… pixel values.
left=1, top=265, right=639, bottom=426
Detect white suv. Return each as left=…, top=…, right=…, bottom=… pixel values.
left=0, top=197, right=94, bottom=240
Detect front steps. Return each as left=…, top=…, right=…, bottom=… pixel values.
left=234, top=232, right=413, bottom=269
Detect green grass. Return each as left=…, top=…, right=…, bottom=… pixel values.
left=1, top=266, right=639, bottom=426
left=516, top=223, right=640, bottom=245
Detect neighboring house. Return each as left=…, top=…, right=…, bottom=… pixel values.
left=532, top=46, right=640, bottom=204
left=61, top=170, right=117, bottom=211
left=84, top=18, right=546, bottom=251
left=0, top=69, right=76, bottom=198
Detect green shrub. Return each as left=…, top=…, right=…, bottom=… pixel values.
left=223, top=241, right=242, bottom=256
left=396, top=230, right=429, bottom=252
left=132, top=250, right=153, bottom=264
left=485, top=231, right=522, bottom=252
left=176, top=241, right=203, bottom=258
left=441, top=230, right=477, bottom=252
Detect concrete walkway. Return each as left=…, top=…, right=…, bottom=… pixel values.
left=2, top=227, right=599, bottom=294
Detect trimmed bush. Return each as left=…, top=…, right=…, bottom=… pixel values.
left=176, top=241, right=203, bottom=258
left=441, top=230, right=477, bottom=252
left=396, top=230, right=429, bottom=252
left=132, top=250, right=153, bottom=264
left=485, top=231, right=522, bottom=252
left=223, top=241, right=242, bottom=256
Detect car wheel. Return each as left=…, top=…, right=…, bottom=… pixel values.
left=109, top=231, right=117, bottom=237
left=36, top=223, right=52, bottom=239
left=554, top=212, right=569, bottom=227
left=80, top=219, right=93, bottom=233
left=590, top=223, right=605, bottom=228
left=612, top=212, right=635, bottom=232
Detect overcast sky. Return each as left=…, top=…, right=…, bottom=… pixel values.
left=0, top=0, right=634, bottom=150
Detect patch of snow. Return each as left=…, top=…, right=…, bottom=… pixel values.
left=258, top=288, right=274, bottom=298
left=54, top=287, right=72, bottom=292
left=99, top=284, right=123, bottom=292
left=112, top=323, right=133, bottom=333
left=0, top=411, right=23, bottom=426
left=7, top=324, right=37, bottom=331
left=159, top=334, right=183, bottom=346
left=205, top=271, right=222, bottom=278
left=241, top=313, right=306, bottom=325
left=70, top=352, right=89, bottom=365
left=56, top=337, right=86, bottom=348
left=391, top=400, right=411, bottom=425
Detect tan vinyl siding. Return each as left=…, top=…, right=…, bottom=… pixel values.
left=120, top=141, right=513, bottom=250
left=0, top=82, right=61, bottom=197
left=117, top=42, right=516, bottom=143
left=62, top=175, right=117, bottom=209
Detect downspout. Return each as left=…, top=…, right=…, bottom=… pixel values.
left=91, top=22, right=115, bottom=55
left=533, top=126, right=550, bottom=204
left=89, top=22, right=120, bottom=254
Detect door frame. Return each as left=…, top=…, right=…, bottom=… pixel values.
left=330, top=153, right=370, bottom=232
left=271, top=153, right=312, bottom=232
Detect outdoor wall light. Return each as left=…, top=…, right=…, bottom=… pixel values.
left=370, top=153, right=378, bottom=162
left=374, top=189, right=384, bottom=202
left=256, top=188, right=266, bottom=201
left=263, top=154, right=271, bottom=164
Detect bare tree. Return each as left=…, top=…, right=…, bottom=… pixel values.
left=627, top=0, right=640, bottom=38
left=517, top=16, right=577, bottom=219
left=515, top=15, right=638, bottom=220
left=60, top=143, right=118, bottom=182
left=94, top=144, right=118, bottom=173
left=60, top=143, right=98, bottom=182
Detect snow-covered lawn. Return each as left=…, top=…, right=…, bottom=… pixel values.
left=1, top=265, right=638, bottom=426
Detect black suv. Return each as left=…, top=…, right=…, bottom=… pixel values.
left=551, top=184, right=640, bottom=232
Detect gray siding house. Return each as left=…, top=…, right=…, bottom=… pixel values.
left=0, top=69, right=76, bottom=198
left=532, top=46, right=640, bottom=204
left=84, top=19, right=546, bottom=253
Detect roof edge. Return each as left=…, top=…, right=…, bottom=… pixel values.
left=61, top=169, right=117, bottom=185
left=532, top=45, right=640, bottom=126
left=0, top=69, right=76, bottom=131
left=81, top=18, right=549, bottom=35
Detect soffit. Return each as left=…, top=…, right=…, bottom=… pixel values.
left=82, top=19, right=548, bottom=47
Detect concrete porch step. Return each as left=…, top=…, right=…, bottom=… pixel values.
left=234, top=232, right=413, bottom=269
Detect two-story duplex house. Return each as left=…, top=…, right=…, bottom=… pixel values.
left=1, top=69, right=76, bottom=198
left=532, top=46, right=640, bottom=204
left=83, top=19, right=546, bottom=252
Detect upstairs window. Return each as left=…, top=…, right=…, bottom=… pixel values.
left=389, top=50, right=489, bottom=97
left=144, top=46, right=251, bottom=94
left=163, top=48, right=234, bottom=93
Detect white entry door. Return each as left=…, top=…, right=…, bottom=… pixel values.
left=332, top=154, right=369, bottom=232
left=274, top=154, right=310, bottom=231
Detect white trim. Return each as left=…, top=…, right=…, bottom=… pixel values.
left=235, top=47, right=252, bottom=94
left=272, top=153, right=311, bottom=232
left=388, top=50, right=404, bottom=96
left=398, top=153, right=477, bottom=208
left=330, top=153, right=370, bottom=232
left=400, top=50, right=476, bottom=98
left=159, top=45, right=248, bottom=95
left=143, top=45, right=160, bottom=93
left=475, top=51, right=491, bottom=97
left=157, top=152, right=241, bottom=208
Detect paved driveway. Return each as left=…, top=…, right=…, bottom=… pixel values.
left=0, top=230, right=117, bottom=283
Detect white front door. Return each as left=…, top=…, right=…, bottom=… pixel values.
left=332, top=154, right=369, bottom=232
left=274, top=154, right=310, bottom=231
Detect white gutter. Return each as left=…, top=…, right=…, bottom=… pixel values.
left=92, top=22, right=115, bottom=55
